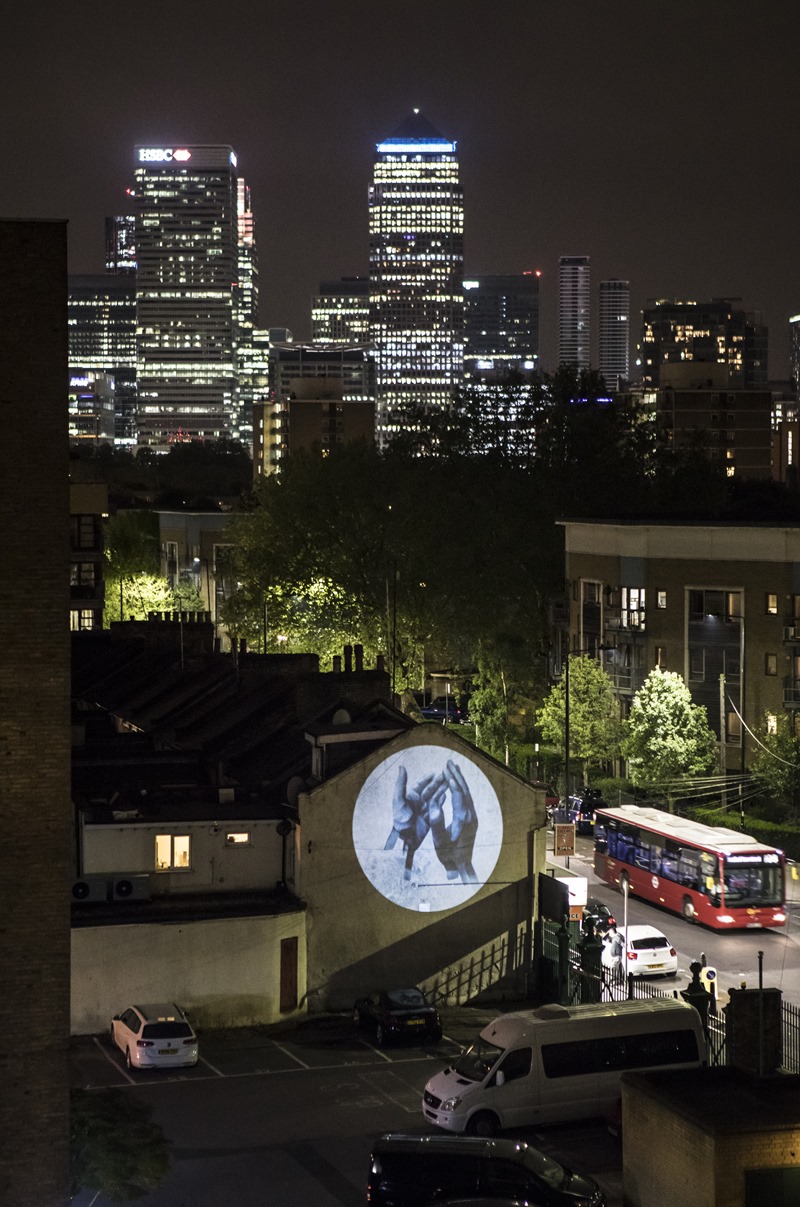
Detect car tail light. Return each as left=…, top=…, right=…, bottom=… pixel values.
left=627, top=951, right=637, bottom=960
left=669, top=947, right=676, bottom=957
left=136, top=1039, right=154, bottom=1048
left=183, top=1037, right=196, bottom=1046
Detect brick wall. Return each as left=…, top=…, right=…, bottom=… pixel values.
left=0, top=221, right=72, bottom=1206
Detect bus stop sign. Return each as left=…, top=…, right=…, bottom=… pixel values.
left=555, top=823, right=575, bottom=857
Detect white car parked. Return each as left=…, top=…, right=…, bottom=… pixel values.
left=601, top=924, right=678, bottom=978
left=111, top=1003, right=199, bottom=1070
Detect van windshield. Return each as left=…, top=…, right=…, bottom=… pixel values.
left=453, top=1037, right=504, bottom=1081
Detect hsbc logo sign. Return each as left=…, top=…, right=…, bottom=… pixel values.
left=138, top=148, right=192, bottom=163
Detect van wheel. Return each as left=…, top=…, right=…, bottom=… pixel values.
left=467, top=1111, right=499, bottom=1137
left=353, top=1008, right=362, bottom=1028
left=682, top=897, right=696, bottom=922
left=376, top=1023, right=388, bottom=1047
left=125, top=1047, right=133, bottom=1070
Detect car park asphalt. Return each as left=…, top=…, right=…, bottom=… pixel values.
left=70, top=1006, right=624, bottom=1207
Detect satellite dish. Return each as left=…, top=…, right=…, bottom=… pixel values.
left=332, top=708, right=351, bottom=726
left=286, top=776, right=306, bottom=807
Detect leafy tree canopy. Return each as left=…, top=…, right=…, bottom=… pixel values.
left=751, top=714, right=800, bottom=815
left=623, top=667, right=717, bottom=796
left=537, top=654, right=623, bottom=784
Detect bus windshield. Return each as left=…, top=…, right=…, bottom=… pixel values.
left=723, top=861, right=783, bottom=907
left=453, top=1037, right=504, bottom=1082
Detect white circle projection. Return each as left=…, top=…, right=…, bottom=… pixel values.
left=352, top=746, right=503, bottom=912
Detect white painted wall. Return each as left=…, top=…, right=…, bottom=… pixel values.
left=70, top=911, right=306, bottom=1035
left=81, top=819, right=285, bottom=893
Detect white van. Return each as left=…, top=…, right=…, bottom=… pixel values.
left=422, top=998, right=705, bottom=1136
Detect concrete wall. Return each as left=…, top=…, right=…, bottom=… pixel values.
left=298, top=725, right=547, bottom=1011
left=71, top=910, right=307, bottom=1034
left=81, top=818, right=285, bottom=893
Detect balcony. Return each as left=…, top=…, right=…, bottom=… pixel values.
left=784, top=625, right=800, bottom=643
left=784, top=678, right=800, bottom=707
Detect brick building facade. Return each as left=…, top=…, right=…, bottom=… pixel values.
left=0, top=221, right=72, bottom=1206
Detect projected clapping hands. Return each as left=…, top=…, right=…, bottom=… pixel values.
left=384, top=759, right=478, bottom=883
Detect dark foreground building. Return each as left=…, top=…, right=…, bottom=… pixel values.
left=0, top=221, right=72, bottom=1203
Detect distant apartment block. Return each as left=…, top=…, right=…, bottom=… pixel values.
left=639, top=297, right=768, bottom=390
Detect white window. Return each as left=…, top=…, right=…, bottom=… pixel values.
left=155, top=834, right=191, bottom=871
left=225, top=831, right=250, bottom=846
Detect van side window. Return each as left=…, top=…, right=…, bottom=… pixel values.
left=495, top=1047, right=532, bottom=1083
left=542, top=1029, right=699, bottom=1078
left=542, top=1037, right=597, bottom=1078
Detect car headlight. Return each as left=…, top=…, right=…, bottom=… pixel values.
left=441, top=1096, right=462, bottom=1112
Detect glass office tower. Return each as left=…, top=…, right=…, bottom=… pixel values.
left=133, top=145, right=239, bottom=444
left=369, top=111, right=464, bottom=444
left=558, top=255, right=591, bottom=369
left=599, top=278, right=630, bottom=390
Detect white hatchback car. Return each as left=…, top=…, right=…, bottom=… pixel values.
left=602, top=924, right=678, bottom=978
left=111, top=1003, right=199, bottom=1070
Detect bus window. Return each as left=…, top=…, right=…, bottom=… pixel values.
left=633, top=836, right=651, bottom=869
left=723, top=861, right=784, bottom=907
left=594, top=822, right=608, bottom=855
left=659, top=841, right=681, bottom=882
left=677, top=848, right=702, bottom=890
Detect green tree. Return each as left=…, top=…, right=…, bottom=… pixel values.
left=71, top=1088, right=171, bottom=1201
left=104, top=573, right=204, bottom=625
left=623, top=668, right=717, bottom=806
left=751, top=714, right=800, bottom=817
left=537, top=654, right=623, bottom=788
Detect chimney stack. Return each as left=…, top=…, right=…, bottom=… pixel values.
left=344, top=644, right=353, bottom=673
left=354, top=643, right=364, bottom=672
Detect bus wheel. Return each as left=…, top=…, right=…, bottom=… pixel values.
left=467, top=1111, right=499, bottom=1137
left=619, top=871, right=630, bottom=896
left=682, top=896, right=696, bottom=922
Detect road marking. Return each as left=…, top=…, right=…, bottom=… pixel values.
left=94, top=1036, right=135, bottom=1085
left=199, top=1055, right=225, bottom=1077
left=273, top=1041, right=310, bottom=1069
left=359, top=1069, right=421, bottom=1113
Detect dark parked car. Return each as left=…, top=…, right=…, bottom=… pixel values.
left=583, top=895, right=616, bottom=937
left=367, top=1134, right=606, bottom=1207
left=419, top=696, right=465, bottom=723
left=353, top=987, right=442, bottom=1046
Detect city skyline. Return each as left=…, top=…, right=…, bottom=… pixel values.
left=3, top=4, right=800, bottom=377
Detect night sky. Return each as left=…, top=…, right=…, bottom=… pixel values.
left=4, top=2, right=799, bottom=376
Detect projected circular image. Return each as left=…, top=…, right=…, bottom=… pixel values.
left=352, top=746, right=503, bottom=912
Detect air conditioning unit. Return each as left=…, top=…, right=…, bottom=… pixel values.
left=72, top=876, right=111, bottom=903
left=113, top=875, right=151, bottom=901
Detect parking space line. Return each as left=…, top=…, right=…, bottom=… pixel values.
left=199, top=1055, right=225, bottom=1077
left=359, top=1040, right=392, bottom=1062
left=93, top=1036, right=135, bottom=1085
left=273, top=1041, right=310, bottom=1069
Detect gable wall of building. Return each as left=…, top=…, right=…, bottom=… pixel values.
left=297, top=725, right=547, bottom=1011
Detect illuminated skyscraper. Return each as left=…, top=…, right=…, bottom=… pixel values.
left=312, top=277, right=370, bottom=344
left=558, top=255, right=591, bottom=369
left=105, top=215, right=136, bottom=273
left=369, top=111, right=464, bottom=443
left=598, top=278, right=630, bottom=390
left=133, top=144, right=240, bottom=444
left=68, top=273, right=137, bottom=441
left=462, top=273, right=540, bottom=376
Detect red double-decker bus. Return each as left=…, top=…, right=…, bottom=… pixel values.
left=593, top=804, right=786, bottom=929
